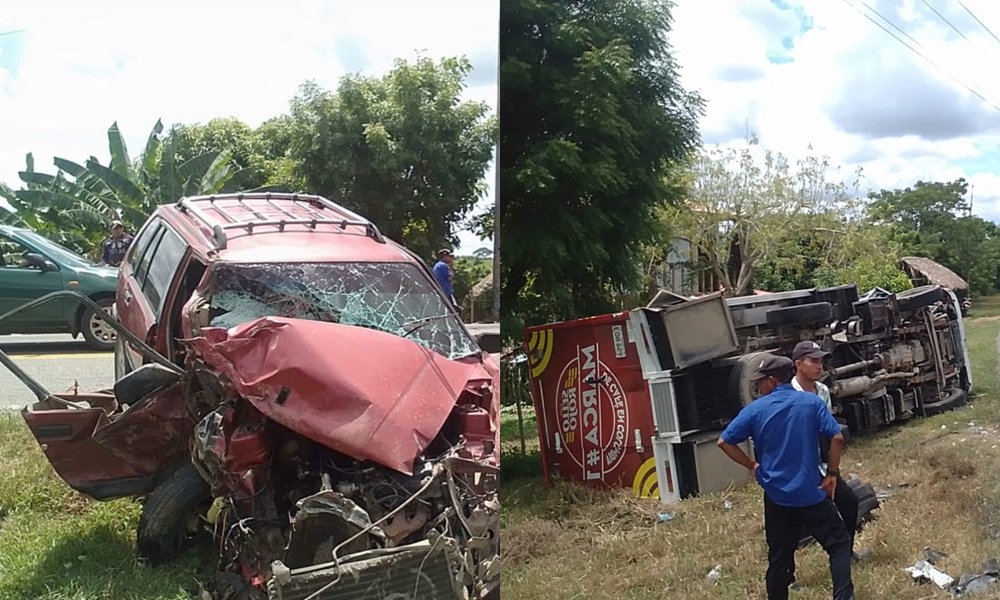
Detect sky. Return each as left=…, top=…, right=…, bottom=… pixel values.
left=0, top=0, right=497, bottom=254
left=671, top=0, right=1000, bottom=222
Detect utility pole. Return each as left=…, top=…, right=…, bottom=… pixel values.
left=969, top=184, right=974, bottom=216
left=491, top=28, right=500, bottom=324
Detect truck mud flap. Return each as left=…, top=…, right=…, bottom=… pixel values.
left=798, top=477, right=879, bottom=548
left=266, top=540, right=463, bottom=600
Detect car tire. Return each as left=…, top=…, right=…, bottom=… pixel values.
left=765, top=302, right=834, bottom=327
left=136, top=462, right=211, bottom=566
left=80, top=297, right=117, bottom=351
left=728, top=351, right=774, bottom=407
left=896, top=285, right=947, bottom=312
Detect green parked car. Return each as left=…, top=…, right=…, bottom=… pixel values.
left=0, top=225, right=119, bottom=350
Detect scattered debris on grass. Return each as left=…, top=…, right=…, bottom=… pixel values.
left=905, top=548, right=1000, bottom=596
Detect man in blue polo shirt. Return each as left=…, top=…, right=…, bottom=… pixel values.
left=717, top=354, right=854, bottom=600
left=432, top=248, right=458, bottom=310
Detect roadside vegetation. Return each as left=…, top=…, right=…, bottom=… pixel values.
left=0, top=411, right=209, bottom=599
left=499, top=297, right=1000, bottom=599
left=0, top=55, right=496, bottom=272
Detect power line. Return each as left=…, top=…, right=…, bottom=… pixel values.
left=0, top=29, right=26, bottom=38
left=841, top=0, right=1000, bottom=113
left=955, top=0, right=1000, bottom=47
left=867, top=0, right=995, bottom=101
left=921, top=0, right=969, bottom=42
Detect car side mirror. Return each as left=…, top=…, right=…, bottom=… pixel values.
left=24, top=253, right=57, bottom=272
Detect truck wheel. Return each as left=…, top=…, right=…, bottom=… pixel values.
left=136, top=462, right=211, bottom=566
left=765, top=302, right=834, bottom=327
left=896, top=285, right=947, bottom=312
left=80, top=297, right=117, bottom=351
left=923, top=387, right=965, bottom=416
left=728, top=351, right=774, bottom=407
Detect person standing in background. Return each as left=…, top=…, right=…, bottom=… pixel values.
left=432, top=248, right=458, bottom=310
left=791, top=341, right=866, bottom=568
left=100, top=220, right=134, bottom=267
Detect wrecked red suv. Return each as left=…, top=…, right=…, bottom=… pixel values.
left=21, top=193, right=500, bottom=599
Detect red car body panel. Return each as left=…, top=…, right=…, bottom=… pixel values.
left=187, top=317, right=494, bottom=475
left=21, top=386, right=193, bottom=498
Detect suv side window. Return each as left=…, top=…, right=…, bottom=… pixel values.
left=134, top=226, right=165, bottom=292
left=142, top=226, right=187, bottom=315
left=128, top=219, right=163, bottom=273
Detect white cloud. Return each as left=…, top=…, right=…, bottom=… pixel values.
left=671, top=0, right=1000, bottom=222
left=0, top=0, right=497, bottom=251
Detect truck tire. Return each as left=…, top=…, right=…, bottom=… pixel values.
left=765, top=302, right=834, bottom=327
left=923, top=387, right=965, bottom=416
left=136, top=462, right=211, bottom=566
left=896, top=285, right=947, bottom=312
left=728, top=351, right=774, bottom=407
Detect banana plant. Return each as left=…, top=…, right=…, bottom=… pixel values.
left=9, top=120, right=251, bottom=257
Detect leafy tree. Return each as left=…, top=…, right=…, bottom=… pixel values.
left=499, top=0, right=703, bottom=339
left=0, top=121, right=249, bottom=258
left=173, top=116, right=305, bottom=191
left=285, top=56, right=497, bottom=261
left=865, top=179, right=999, bottom=295
left=669, top=140, right=863, bottom=296
left=817, top=255, right=913, bottom=294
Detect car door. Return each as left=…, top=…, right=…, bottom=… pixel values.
left=0, top=234, right=66, bottom=328
left=117, top=220, right=163, bottom=371
left=117, top=220, right=189, bottom=370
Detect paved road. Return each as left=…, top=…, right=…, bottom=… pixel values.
left=0, top=334, right=114, bottom=410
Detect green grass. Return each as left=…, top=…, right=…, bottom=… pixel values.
left=501, top=301, right=1000, bottom=599
left=970, top=294, right=1000, bottom=320
left=0, top=413, right=214, bottom=600
left=500, top=404, right=537, bottom=447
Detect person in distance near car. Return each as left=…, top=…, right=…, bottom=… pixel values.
left=100, top=220, right=134, bottom=267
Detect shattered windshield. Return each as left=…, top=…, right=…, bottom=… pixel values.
left=208, top=262, right=481, bottom=359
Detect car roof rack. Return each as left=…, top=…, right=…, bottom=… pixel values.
left=175, top=193, right=386, bottom=251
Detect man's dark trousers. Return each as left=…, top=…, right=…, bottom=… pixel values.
left=764, top=494, right=854, bottom=600
left=791, top=474, right=860, bottom=586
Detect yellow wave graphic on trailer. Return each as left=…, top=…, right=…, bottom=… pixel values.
left=527, top=328, right=554, bottom=378
left=631, top=457, right=660, bottom=499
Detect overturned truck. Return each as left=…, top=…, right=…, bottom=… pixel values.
left=11, top=291, right=499, bottom=599
left=524, top=283, right=971, bottom=504
left=724, top=284, right=972, bottom=431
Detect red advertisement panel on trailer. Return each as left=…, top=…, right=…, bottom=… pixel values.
left=524, top=313, right=663, bottom=498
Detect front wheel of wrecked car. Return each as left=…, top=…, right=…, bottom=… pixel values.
left=137, top=462, right=211, bottom=566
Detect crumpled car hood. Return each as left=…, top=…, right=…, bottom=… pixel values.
left=187, top=317, right=492, bottom=475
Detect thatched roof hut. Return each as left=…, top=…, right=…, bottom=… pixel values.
left=898, top=256, right=968, bottom=291
left=470, top=273, right=493, bottom=300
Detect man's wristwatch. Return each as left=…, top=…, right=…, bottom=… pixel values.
left=826, top=469, right=839, bottom=477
